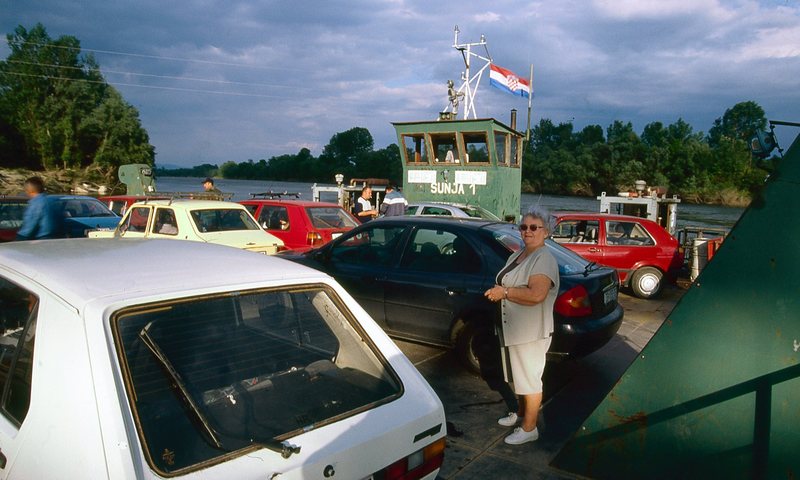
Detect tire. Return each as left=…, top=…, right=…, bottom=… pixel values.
left=455, top=321, right=493, bottom=374
left=630, top=267, right=664, bottom=299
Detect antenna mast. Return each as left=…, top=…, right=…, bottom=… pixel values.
left=442, top=26, right=492, bottom=120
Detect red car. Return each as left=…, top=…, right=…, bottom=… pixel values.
left=552, top=213, right=683, bottom=299
left=239, top=199, right=359, bottom=251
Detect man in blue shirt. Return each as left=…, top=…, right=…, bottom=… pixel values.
left=16, top=177, right=63, bottom=240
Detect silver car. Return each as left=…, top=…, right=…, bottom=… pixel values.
left=405, top=202, right=501, bottom=221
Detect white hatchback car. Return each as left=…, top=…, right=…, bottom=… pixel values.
left=90, top=199, right=285, bottom=254
left=405, top=202, right=501, bottom=221
left=0, top=239, right=445, bottom=479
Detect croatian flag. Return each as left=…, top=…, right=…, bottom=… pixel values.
left=489, top=64, right=531, bottom=98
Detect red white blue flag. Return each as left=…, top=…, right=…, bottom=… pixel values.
left=489, top=64, right=531, bottom=98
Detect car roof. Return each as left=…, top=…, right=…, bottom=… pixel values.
left=128, top=199, right=244, bottom=209
left=555, top=212, right=661, bottom=224
left=53, top=195, right=105, bottom=201
left=0, top=239, right=323, bottom=309
left=369, top=215, right=505, bottom=230
left=239, top=199, right=342, bottom=208
left=0, top=195, right=27, bottom=202
left=408, top=202, right=473, bottom=209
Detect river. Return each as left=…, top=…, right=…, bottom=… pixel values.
left=158, top=177, right=744, bottom=230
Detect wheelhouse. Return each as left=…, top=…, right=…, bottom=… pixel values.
left=393, top=118, right=523, bottom=222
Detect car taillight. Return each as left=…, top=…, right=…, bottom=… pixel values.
left=555, top=285, right=592, bottom=317
left=379, top=437, right=445, bottom=480
left=306, top=231, right=323, bottom=246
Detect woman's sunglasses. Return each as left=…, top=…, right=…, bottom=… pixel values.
left=519, top=224, right=545, bottom=232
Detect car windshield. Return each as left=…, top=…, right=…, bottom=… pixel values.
left=57, top=198, right=116, bottom=218
left=114, top=286, right=401, bottom=474
left=190, top=209, right=260, bottom=233
left=485, top=223, right=590, bottom=275
left=306, top=207, right=358, bottom=229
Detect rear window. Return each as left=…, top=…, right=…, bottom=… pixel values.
left=191, top=208, right=260, bottom=233
left=485, top=223, right=589, bottom=275
left=113, top=286, right=401, bottom=474
left=0, top=201, right=26, bottom=229
left=306, top=207, right=358, bottom=229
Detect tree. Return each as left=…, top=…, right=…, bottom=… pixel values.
left=707, top=101, right=767, bottom=148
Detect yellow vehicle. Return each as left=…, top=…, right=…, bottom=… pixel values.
left=89, top=199, right=285, bottom=254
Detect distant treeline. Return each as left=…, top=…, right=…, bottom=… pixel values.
left=0, top=24, right=154, bottom=176
left=158, top=103, right=770, bottom=206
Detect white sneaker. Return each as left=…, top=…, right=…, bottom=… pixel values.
left=497, top=412, right=521, bottom=427
left=504, top=426, right=539, bottom=445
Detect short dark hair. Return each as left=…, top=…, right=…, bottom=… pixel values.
left=202, top=177, right=214, bottom=185
left=386, top=183, right=396, bottom=191
left=24, top=176, right=45, bottom=193
left=361, top=185, right=371, bottom=193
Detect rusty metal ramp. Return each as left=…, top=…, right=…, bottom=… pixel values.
left=551, top=133, right=800, bottom=479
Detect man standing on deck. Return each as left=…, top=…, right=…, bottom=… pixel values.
left=380, top=184, right=408, bottom=217
left=16, top=177, right=63, bottom=240
left=202, top=177, right=222, bottom=195
left=354, top=186, right=378, bottom=223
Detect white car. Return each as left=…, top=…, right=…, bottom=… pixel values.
left=0, top=239, right=445, bottom=479
left=90, top=200, right=284, bottom=254
left=405, top=202, right=501, bottom=221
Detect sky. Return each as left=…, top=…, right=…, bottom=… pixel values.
left=2, top=0, right=800, bottom=168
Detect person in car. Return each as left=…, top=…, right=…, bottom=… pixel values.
left=353, top=186, right=378, bottom=223
left=484, top=207, right=559, bottom=445
left=379, top=184, right=408, bottom=217
left=16, top=177, right=63, bottom=240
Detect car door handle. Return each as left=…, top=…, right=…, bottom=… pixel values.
left=446, top=287, right=466, bottom=296
left=588, top=247, right=601, bottom=252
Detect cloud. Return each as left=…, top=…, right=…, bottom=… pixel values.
left=2, top=0, right=800, bottom=166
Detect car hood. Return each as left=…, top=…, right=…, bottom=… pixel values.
left=198, top=229, right=284, bottom=248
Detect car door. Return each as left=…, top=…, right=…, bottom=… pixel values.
left=117, top=206, right=153, bottom=238
left=0, top=275, right=39, bottom=479
left=383, top=226, right=485, bottom=344
left=554, top=218, right=602, bottom=263
left=602, top=219, right=658, bottom=282
left=323, top=224, right=408, bottom=325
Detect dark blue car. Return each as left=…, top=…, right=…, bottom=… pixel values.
left=54, top=195, right=120, bottom=237
left=280, top=216, right=624, bottom=372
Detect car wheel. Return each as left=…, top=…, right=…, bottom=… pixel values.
left=455, top=321, right=492, bottom=374
left=630, top=267, right=663, bottom=299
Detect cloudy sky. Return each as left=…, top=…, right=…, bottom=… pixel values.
left=2, top=0, right=800, bottom=167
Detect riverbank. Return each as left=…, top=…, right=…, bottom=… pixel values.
left=0, top=167, right=117, bottom=195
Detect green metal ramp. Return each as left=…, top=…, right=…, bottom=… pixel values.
left=551, top=134, right=800, bottom=479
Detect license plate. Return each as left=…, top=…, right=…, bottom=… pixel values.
left=332, top=232, right=342, bottom=239
left=603, top=286, right=618, bottom=304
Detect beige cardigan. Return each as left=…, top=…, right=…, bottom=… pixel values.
left=497, top=246, right=559, bottom=346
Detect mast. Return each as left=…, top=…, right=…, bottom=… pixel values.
left=442, top=26, right=492, bottom=120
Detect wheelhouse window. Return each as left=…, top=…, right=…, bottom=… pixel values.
left=462, top=132, right=489, bottom=164
left=510, top=136, right=520, bottom=166
left=402, top=134, right=429, bottom=164
left=191, top=209, right=260, bottom=233
left=494, top=133, right=508, bottom=166
left=113, top=286, right=401, bottom=474
left=430, top=133, right=460, bottom=163
left=0, top=277, right=37, bottom=426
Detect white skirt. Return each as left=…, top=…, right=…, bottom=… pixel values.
left=503, top=337, right=551, bottom=395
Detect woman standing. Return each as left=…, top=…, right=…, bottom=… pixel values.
left=484, top=207, right=559, bottom=445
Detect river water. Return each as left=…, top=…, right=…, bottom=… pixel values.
left=158, top=177, right=745, bottom=230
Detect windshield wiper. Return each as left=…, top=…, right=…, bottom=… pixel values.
left=139, top=322, right=302, bottom=459
left=139, top=322, right=225, bottom=451
left=584, top=261, right=597, bottom=276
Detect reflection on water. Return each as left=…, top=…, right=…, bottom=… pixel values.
left=158, top=177, right=744, bottom=230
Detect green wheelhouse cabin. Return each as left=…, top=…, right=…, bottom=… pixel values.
left=393, top=118, right=524, bottom=222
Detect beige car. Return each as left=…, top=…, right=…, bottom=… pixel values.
left=89, top=199, right=285, bottom=254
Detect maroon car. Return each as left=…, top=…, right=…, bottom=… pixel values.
left=552, top=213, right=683, bottom=299
left=0, top=196, right=28, bottom=242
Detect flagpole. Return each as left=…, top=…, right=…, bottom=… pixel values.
left=526, top=64, right=533, bottom=144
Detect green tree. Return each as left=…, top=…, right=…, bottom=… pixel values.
left=707, top=101, right=767, bottom=148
